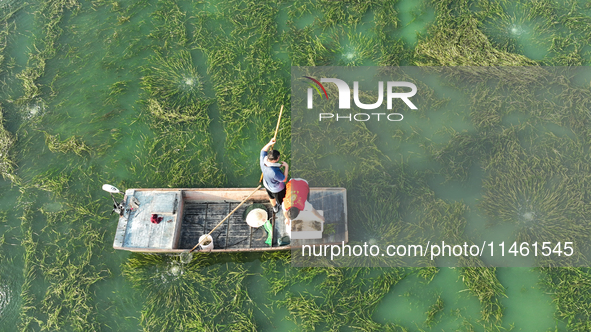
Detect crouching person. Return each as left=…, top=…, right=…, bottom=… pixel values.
left=283, top=178, right=324, bottom=226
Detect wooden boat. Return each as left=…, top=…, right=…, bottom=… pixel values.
left=112, top=187, right=348, bottom=253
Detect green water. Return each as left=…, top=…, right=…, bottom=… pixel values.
left=395, top=0, right=435, bottom=46
left=0, top=0, right=590, bottom=331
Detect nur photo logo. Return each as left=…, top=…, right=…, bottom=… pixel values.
left=303, top=76, right=418, bottom=122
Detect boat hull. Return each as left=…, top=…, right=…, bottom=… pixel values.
left=113, top=187, right=348, bottom=253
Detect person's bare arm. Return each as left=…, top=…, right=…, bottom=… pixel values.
left=312, top=208, right=325, bottom=222
left=262, top=138, right=276, bottom=152
left=283, top=209, right=290, bottom=226
left=281, top=161, right=289, bottom=182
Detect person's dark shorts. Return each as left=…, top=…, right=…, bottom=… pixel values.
left=266, top=187, right=286, bottom=205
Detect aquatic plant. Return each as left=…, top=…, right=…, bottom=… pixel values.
left=273, top=267, right=406, bottom=330
left=263, top=250, right=410, bottom=329
left=31, top=169, right=70, bottom=196
left=141, top=50, right=205, bottom=109
left=44, top=132, right=91, bottom=156
left=292, top=115, right=388, bottom=187
left=280, top=292, right=325, bottom=330
left=417, top=266, right=439, bottom=283
left=149, top=0, right=188, bottom=48
left=4, top=0, right=591, bottom=331
left=0, top=0, right=19, bottom=10
left=430, top=130, right=496, bottom=181
left=315, top=0, right=376, bottom=28
left=16, top=0, right=80, bottom=105
left=335, top=32, right=379, bottom=66
left=144, top=97, right=214, bottom=126
left=124, top=254, right=203, bottom=307
left=478, top=1, right=555, bottom=58
left=103, top=80, right=130, bottom=105
left=374, top=0, right=407, bottom=66
left=460, top=263, right=506, bottom=326
left=424, top=295, right=444, bottom=327
left=415, top=1, right=537, bottom=67
left=15, top=189, right=110, bottom=331
left=0, top=106, right=16, bottom=183
left=191, top=0, right=290, bottom=180
left=133, top=129, right=224, bottom=188
left=17, top=205, right=37, bottom=331
left=284, top=24, right=334, bottom=66
left=413, top=191, right=469, bottom=246
left=479, top=134, right=591, bottom=266
left=540, top=267, right=591, bottom=331
left=0, top=7, right=23, bottom=75
left=346, top=183, right=407, bottom=267
left=123, top=253, right=258, bottom=331
left=468, top=83, right=506, bottom=131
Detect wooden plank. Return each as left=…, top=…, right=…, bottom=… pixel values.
left=121, top=190, right=181, bottom=249
left=113, top=190, right=134, bottom=249
left=250, top=225, right=270, bottom=248
left=147, top=215, right=176, bottom=248
left=225, top=203, right=252, bottom=249
left=206, top=203, right=230, bottom=249
left=183, top=203, right=209, bottom=215
left=130, top=187, right=340, bottom=203
left=274, top=209, right=290, bottom=246
left=172, top=194, right=185, bottom=248
left=151, top=192, right=177, bottom=214
left=179, top=202, right=208, bottom=249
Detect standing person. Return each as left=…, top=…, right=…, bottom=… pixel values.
left=260, top=138, right=288, bottom=213
left=282, top=178, right=325, bottom=226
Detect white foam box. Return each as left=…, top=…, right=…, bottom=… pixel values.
left=290, top=210, right=323, bottom=240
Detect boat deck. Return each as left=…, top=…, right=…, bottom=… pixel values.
left=179, top=201, right=272, bottom=250
left=113, top=190, right=183, bottom=251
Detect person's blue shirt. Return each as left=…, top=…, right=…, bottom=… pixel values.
left=260, top=150, right=285, bottom=192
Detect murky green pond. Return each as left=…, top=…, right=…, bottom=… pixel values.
left=0, top=0, right=590, bottom=331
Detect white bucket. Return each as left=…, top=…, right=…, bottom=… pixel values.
left=198, top=235, right=214, bottom=252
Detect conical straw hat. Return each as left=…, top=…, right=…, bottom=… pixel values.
left=246, top=208, right=268, bottom=227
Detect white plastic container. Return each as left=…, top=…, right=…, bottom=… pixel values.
left=198, top=234, right=214, bottom=251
